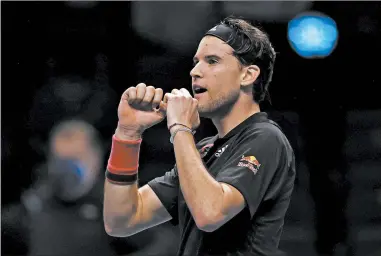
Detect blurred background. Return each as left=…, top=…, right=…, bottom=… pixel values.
left=1, top=1, right=381, bottom=256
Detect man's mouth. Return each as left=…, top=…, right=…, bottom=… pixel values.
left=193, top=85, right=207, bottom=94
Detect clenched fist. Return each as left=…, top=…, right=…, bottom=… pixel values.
left=164, top=88, right=200, bottom=132
left=116, top=83, right=166, bottom=140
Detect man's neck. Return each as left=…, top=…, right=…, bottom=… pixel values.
left=211, top=99, right=260, bottom=138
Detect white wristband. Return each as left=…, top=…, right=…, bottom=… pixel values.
left=170, top=127, right=196, bottom=144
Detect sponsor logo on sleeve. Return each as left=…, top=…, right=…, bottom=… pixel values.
left=238, top=155, right=261, bottom=174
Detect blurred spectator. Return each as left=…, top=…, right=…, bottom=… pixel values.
left=21, top=119, right=117, bottom=256
left=23, top=114, right=178, bottom=256
left=47, top=119, right=104, bottom=202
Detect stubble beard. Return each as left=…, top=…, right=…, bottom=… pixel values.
left=197, top=91, right=240, bottom=119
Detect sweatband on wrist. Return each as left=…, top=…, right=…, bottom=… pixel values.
left=106, top=169, right=138, bottom=184
left=107, top=135, right=142, bottom=175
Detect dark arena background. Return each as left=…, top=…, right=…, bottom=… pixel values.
left=2, top=1, right=381, bottom=256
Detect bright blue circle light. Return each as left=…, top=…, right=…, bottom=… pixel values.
left=287, top=12, right=339, bottom=59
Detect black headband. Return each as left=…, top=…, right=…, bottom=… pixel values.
left=204, top=24, right=254, bottom=64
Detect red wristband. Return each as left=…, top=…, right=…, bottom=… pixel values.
left=107, top=135, right=142, bottom=175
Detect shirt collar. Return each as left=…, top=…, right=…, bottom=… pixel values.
left=219, top=112, right=269, bottom=140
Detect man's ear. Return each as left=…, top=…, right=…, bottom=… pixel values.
left=241, top=65, right=260, bottom=87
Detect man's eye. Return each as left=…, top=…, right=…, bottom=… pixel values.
left=208, top=59, right=218, bottom=64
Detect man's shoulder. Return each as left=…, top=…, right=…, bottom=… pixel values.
left=242, top=119, right=286, bottom=141
left=239, top=120, right=294, bottom=155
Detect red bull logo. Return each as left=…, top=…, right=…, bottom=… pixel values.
left=241, top=155, right=261, bottom=168
left=238, top=155, right=261, bottom=174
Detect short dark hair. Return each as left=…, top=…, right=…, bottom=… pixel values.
left=221, top=17, right=276, bottom=103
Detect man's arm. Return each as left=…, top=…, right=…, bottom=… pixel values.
left=104, top=182, right=172, bottom=237
left=172, top=131, right=246, bottom=232
left=103, top=131, right=172, bottom=237
left=104, top=84, right=182, bottom=237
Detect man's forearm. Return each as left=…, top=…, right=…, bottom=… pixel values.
left=104, top=180, right=140, bottom=234
left=104, top=129, right=141, bottom=236
left=173, top=131, right=224, bottom=228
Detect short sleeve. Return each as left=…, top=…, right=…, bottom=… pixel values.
left=147, top=166, right=179, bottom=225
left=216, top=128, right=287, bottom=218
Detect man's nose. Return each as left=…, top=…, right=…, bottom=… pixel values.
left=190, top=63, right=202, bottom=79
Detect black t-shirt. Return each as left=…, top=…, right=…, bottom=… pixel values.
left=148, top=112, right=296, bottom=256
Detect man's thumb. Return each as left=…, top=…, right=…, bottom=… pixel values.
left=154, top=101, right=167, bottom=117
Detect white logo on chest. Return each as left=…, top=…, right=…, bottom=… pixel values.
left=215, top=144, right=229, bottom=157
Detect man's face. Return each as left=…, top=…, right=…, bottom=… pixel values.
left=191, top=36, right=244, bottom=118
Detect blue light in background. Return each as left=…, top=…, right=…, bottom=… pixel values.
left=287, top=12, right=339, bottom=59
